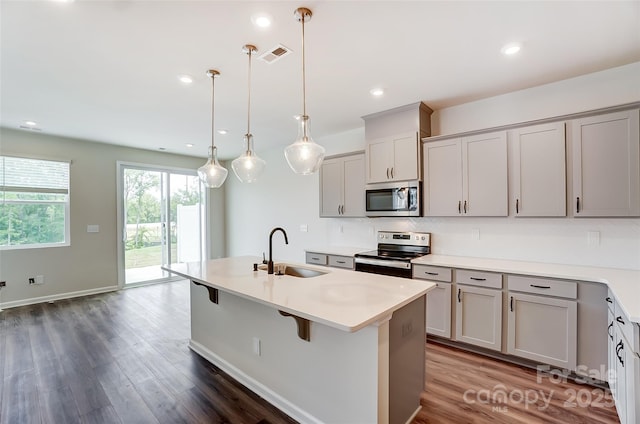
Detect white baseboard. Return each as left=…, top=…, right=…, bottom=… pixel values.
left=188, top=340, right=324, bottom=424
left=0, top=285, right=119, bottom=310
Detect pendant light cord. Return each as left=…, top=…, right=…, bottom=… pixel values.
left=210, top=73, right=216, bottom=157
left=301, top=13, right=307, bottom=118
left=247, top=48, right=252, bottom=136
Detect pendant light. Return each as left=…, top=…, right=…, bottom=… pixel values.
left=232, top=44, right=266, bottom=183
left=284, top=7, right=325, bottom=175
left=197, top=70, right=228, bottom=188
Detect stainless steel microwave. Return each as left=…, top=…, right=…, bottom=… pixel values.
left=365, top=181, right=420, bottom=217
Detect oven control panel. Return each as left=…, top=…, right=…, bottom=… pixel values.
left=378, top=231, right=430, bottom=247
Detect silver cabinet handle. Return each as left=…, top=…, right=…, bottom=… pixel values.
left=386, top=168, right=390, bottom=179
left=470, top=277, right=486, bottom=281
left=336, top=260, right=346, bottom=264
left=425, top=272, right=438, bottom=276
left=458, top=201, right=461, bottom=214
left=616, top=316, right=625, bottom=325
left=457, top=288, right=462, bottom=303
left=576, top=197, right=581, bottom=213
left=530, top=284, right=551, bottom=289
left=390, top=167, right=394, bottom=179
left=516, top=198, right=519, bottom=214
left=510, top=296, right=514, bottom=312
left=606, top=297, right=613, bottom=304
left=608, top=321, right=614, bottom=341
left=338, top=205, right=341, bottom=215
left=463, top=200, right=467, bottom=214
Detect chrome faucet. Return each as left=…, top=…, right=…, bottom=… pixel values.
left=268, top=227, right=289, bottom=274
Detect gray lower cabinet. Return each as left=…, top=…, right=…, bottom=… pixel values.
left=506, top=276, right=578, bottom=370
left=454, top=270, right=503, bottom=351
left=413, top=265, right=452, bottom=338
left=306, top=252, right=354, bottom=270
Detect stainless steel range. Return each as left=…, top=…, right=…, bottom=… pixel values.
left=354, top=231, right=431, bottom=278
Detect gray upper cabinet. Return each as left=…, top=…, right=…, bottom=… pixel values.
left=366, top=133, right=419, bottom=183
left=319, top=153, right=365, bottom=217
left=571, top=109, right=640, bottom=217
left=509, top=122, right=567, bottom=217
left=424, top=131, right=508, bottom=216
left=362, top=102, right=433, bottom=184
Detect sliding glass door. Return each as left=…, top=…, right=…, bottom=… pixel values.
left=118, top=163, right=205, bottom=286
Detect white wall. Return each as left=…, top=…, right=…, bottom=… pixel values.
left=0, top=128, right=225, bottom=306
left=226, top=62, right=640, bottom=270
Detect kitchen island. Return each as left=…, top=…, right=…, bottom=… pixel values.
left=163, top=256, right=436, bottom=424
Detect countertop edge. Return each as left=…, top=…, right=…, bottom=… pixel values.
left=163, top=259, right=436, bottom=333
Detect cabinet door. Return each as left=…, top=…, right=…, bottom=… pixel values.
left=423, top=139, right=463, bottom=216
left=572, top=109, right=640, bottom=217
left=320, top=158, right=344, bottom=217
left=342, top=154, right=365, bottom=217
left=614, top=324, right=628, bottom=424
left=455, top=285, right=502, bottom=351
left=392, top=133, right=419, bottom=181
left=608, top=308, right=616, bottom=389
left=426, top=282, right=452, bottom=338
left=511, top=122, right=567, bottom=217
left=462, top=132, right=508, bottom=216
left=367, top=138, right=393, bottom=183
left=507, top=292, right=577, bottom=370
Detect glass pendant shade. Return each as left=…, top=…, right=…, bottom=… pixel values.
left=198, top=146, right=228, bottom=188
left=231, top=134, right=266, bottom=183
left=285, top=115, right=325, bottom=175
left=198, top=69, right=228, bottom=188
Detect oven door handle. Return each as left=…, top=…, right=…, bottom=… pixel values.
left=354, top=257, right=411, bottom=270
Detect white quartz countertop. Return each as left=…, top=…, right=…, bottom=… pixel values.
left=305, top=246, right=372, bottom=256
left=164, top=256, right=436, bottom=333
left=412, top=254, right=640, bottom=323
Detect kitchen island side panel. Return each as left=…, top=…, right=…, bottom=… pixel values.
left=190, top=282, right=384, bottom=424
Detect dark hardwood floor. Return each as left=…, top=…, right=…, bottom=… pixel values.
left=1, top=280, right=620, bottom=424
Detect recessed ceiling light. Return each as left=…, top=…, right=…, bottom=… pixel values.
left=501, top=42, right=522, bottom=56
left=178, top=74, right=193, bottom=84
left=294, top=115, right=301, bottom=121
left=251, top=13, right=272, bottom=28
left=185, top=143, right=194, bottom=148
left=370, top=87, right=385, bottom=97
left=159, top=147, right=166, bottom=151
left=24, top=120, right=38, bottom=127
left=217, top=129, right=228, bottom=135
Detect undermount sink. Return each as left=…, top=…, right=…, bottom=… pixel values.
left=258, top=263, right=327, bottom=278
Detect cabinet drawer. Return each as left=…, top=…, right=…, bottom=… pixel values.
left=305, top=253, right=328, bottom=266
left=413, top=265, right=452, bottom=282
left=614, top=302, right=640, bottom=354
left=507, top=276, right=577, bottom=299
left=456, top=269, right=502, bottom=289
left=328, top=255, right=354, bottom=269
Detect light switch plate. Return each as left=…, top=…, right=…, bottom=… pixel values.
left=87, top=225, right=100, bottom=233
left=471, top=228, right=480, bottom=240
left=587, top=231, right=600, bottom=247
left=299, top=224, right=308, bottom=232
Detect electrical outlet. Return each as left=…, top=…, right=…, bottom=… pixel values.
left=29, top=277, right=35, bottom=285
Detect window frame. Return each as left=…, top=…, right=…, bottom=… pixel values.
left=0, top=155, right=71, bottom=250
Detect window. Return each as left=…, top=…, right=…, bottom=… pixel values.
left=0, top=156, right=70, bottom=249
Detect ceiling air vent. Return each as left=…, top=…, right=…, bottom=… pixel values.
left=259, top=44, right=292, bottom=64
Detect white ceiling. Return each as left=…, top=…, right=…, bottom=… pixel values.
left=2, top=1, right=639, bottom=160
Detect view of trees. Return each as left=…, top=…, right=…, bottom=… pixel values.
left=123, top=169, right=201, bottom=252
left=0, top=192, right=66, bottom=246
